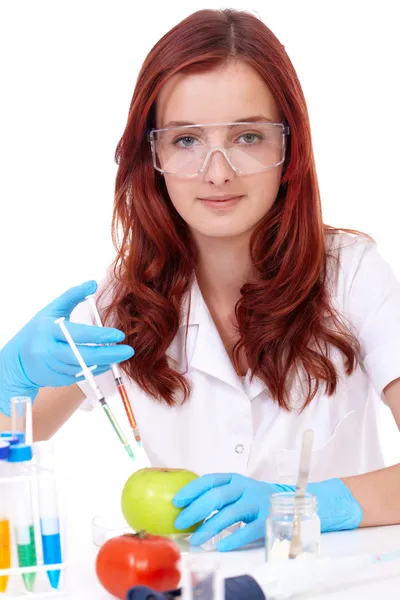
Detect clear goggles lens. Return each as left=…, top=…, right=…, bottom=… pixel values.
left=148, top=122, right=289, bottom=176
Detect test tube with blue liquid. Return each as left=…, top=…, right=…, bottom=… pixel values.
left=33, top=441, right=62, bottom=589
left=1, top=397, right=65, bottom=594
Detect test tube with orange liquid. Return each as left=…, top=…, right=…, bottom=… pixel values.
left=0, top=441, right=11, bottom=593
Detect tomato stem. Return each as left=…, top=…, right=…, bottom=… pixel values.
left=136, top=529, right=147, bottom=539
left=124, top=529, right=148, bottom=540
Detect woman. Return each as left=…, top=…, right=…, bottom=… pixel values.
left=1, top=9, right=400, bottom=552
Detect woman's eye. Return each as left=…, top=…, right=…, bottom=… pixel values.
left=238, top=133, right=262, bottom=144
left=172, top=132, right=264, bottom=148
left=174, top=136, right=197, bottom=148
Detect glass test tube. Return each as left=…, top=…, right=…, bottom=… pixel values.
left=8, top=443, right=37, bottom=592
left=11, top=396, right=32, bottom=446
left=0, top=441, right=11, bottom=593
left=33, top=441, right=63, bottom=589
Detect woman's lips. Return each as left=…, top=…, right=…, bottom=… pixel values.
left=198, top=195, right=244, bottom=208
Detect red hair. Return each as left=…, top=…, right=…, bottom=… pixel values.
left=100, top=8, right=366, bottom=410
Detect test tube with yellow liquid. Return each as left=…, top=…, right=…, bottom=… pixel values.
left=0, top=441, right=11, bottom=593
left=0, top=397, right=68, bottom=596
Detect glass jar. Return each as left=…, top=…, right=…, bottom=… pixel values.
left=265, top=492, right=320, bottom=562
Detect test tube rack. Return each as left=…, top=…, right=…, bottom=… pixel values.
left=0, top=442, right=67, bottom=599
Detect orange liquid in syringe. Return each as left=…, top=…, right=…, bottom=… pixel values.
left=117, top=384, right=137, bottom=428
left=117, top=383, right=141, bottom=443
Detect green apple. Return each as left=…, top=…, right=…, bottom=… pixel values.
left=121, top=467, right=200, bottom=535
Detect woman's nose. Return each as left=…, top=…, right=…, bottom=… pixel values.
left=201, top=147, right=236, bottom=184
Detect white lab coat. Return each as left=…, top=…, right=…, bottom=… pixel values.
left=70, top=233, right=400, bottom=484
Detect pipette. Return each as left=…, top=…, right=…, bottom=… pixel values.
left=289, top=428, right=314, bottom=559
left=247, top=548, right=400, bottom=599
left=85, top=294, right=142, bottom=446
left=246, top=552, right=376, bottom=599
left=54, top=317, right=135, bottom=461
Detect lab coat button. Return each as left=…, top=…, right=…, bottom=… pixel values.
left=235, top=444, right=244, bottom=454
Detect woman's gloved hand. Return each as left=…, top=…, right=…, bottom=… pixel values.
left=172, top=473, right=363, bottom=552
left=172, top=473, right=293, bottom=551
left=0, top=280, right=135, bottom=416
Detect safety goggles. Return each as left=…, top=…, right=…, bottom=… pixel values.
left=147, top=121, right=290, bottom=177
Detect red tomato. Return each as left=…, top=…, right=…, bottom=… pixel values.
left=95, top=530, right=181, bottom=599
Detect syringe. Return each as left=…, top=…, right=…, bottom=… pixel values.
left=54, top=317, right=135, bottom=461
left=85, top=294, right=142, bottom=446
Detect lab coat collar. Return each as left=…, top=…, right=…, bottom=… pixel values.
left=166, top=279, right=269, bottom=399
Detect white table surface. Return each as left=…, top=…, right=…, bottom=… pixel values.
left=63, top=516, right=400, bottom=600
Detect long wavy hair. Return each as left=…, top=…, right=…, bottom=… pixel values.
left=100, top=8, right=365, bottom=410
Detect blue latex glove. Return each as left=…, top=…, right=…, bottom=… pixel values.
left=0, top=280, right=135, bottom=416
left=307, top=478, right=363, bottom=532
left=173, top=473, right=293, bottom=551
left=172, top=473, right=362, bottom=552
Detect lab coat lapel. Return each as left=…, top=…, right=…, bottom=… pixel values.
left=167, top=280, right=245, bottom=393
left=243, top=373, right=269, bottom=400
left=190, top=312, right=244, bottom=393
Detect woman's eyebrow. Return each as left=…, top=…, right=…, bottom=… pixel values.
left=162, top=115, right=276, bottom=128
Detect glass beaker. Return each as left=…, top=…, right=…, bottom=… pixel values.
left=265, top=492, right=320, bottom=562
left=181, top=556, right=224, bottom=600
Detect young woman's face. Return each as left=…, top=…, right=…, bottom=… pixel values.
left=155, top=60, right=284, bottom=242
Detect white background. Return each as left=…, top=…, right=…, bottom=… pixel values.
left=1, top=1, right=399, bottom=523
